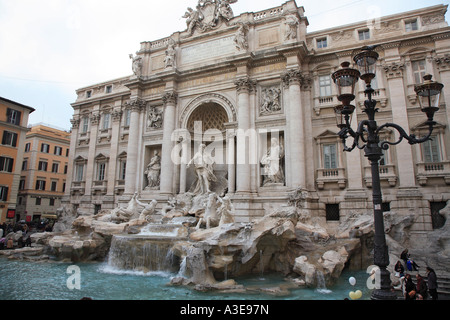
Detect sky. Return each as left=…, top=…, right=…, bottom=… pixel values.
left=0, top=0, right=449, bottom=131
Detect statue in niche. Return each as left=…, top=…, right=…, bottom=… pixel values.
left=284, top=14, right=299, bottom=41
left=260, top=87, right=282, bottom=114
left=164, top=40, right=176, bottom=69
left=145, top=151, right=161, bottom=189
left=147, top=106, right=163, bottom=129
left=129, top=53, right=143, bottom=78
left=261, top=137, right=285, bottom=186
left=234, top=23, right=248, bottom=51
left=187, top=144, right=217, bottom=195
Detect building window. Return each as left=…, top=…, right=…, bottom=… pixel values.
left=75, top=164, right=84, bottom=182
left=49, top=198, right=55, bottom=206
left=412, top=60, right=426, bottom=84
left=86, top=91, right=92, bottom=98
left=317, top=38, right=327, bottom=49
left=35, top=198, right=41, bottom=205
left=358, top=29, right=370, bottom=41
left=64, top=164, right=68, bottom=174
left=0, top=186, right=8, bottom=201
left=54, top=146, right=62, bottom=156
left=422, top=136, right=441, bottom=163
left=82, top=116, right=89, bottom=133
left=94, top=204, right=102, bottom=214
left=41, top=143, right=50, bottom=153
left=62, top=182, right=66, bottom=193
left=19, top=179, right=25, bottom=190
left=22, top=159, right=28, bottom=171
left=38, top=161, right=48, bottom=171
left=25, top=143, right=31, bottom=152
left=52, top=163, right=59, bottom=173
left=0, top=157, right=14, bottom=172
left=323, top=144, right=338, bottom=169
left=326, top=204, right=340, bottom=221
left=66, top=148, right=69, bottom=157
left=106, top=85, right=112, bottom=93
left=379, top=149, right=389, bottom=166
left=125, top=109, right=131, bottom=127
left=35, top=180, right=46, bottom=191
left=6, top=108, right=21, bottom=126
left=51, top=181, right=57, bottom=192
left=405, top=19, right=418, bottom=32
left=319, top=75, right=332, bottom=97
left=382, top=202, right=391, bottom=213
left=97, top=163, right=106, bottom=181
left=102, top=113, right=111, bottom=130
left=120, top=161, right=127, bottom=180
left=2, top=131, right=18, bottom=147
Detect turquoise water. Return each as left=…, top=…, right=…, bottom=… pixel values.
left=0, top=258, right=373, bottom=300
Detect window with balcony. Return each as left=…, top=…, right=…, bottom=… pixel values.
left=97, top=162, right=106, bottom=181
left=102, top=113, right=111, bottom=130
left=323, top=144, right=337, bottom=169
left=82, top=116, right=89, bottom=133
left=412, top=60, right=426, bottom=84
left=319, top=75, right=332, bottom=97
left=422, top=136, right=441, bottom=163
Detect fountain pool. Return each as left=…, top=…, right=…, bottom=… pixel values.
left=0, top=257, right=373, bottom=300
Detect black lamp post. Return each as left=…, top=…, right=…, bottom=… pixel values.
left=332, top=47, right=444, bottom=300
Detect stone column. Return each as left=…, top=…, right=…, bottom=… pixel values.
left=64, top=116, right=80, bottom=200
left=124, top=98, right=146, bottom=195
left=106, top=107, right=122, bottom=196
left=160, top=91, right=178, bottom=195
left=282, top=69, right=306, bottom=189
left=235, top=77, right=255, bottom=194
left=435, top=55, right=450, bottom=136
left=383, top=62, right=416, bottom=188
left=84, top=110, right=100, bottom=197
left=227, top=131, right=236, bottom=194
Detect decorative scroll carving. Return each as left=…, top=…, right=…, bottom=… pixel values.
left=70, top=118, right=80, bottom=129
left=383, top=62, right=404, bottom=79
left=125, top=98, right=147, bottom=112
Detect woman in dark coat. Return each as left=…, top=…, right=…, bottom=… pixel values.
left=404, top=274, right=416, bottom=300
left=426, top=267, right=438, bottom=300
left=416, top=274, right=428, bottom=300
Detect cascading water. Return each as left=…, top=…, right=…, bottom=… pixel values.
left=315, top=271, right=332, bottom=294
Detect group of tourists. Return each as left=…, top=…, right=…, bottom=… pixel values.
left=394, top=249, right=439, bottom=300
left=0, top=221, right=53, bottom=250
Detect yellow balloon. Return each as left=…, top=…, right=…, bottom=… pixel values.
left=355, top=290, right=363, bottom=299
left=349, top=291, right=357, bottom=300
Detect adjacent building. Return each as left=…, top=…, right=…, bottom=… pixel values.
left=0, top=96, right=35, bottom=223
left=16, top=124, right=71, bottom=223
left=64, top=1, right=450, bottom=246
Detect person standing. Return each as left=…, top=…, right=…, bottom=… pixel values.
left=426, top=267, right=438, bottom=300
left=416, top=274, right=428, bottom=300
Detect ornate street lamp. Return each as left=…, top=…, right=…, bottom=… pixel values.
left=332, top=47, right=444, bottom=300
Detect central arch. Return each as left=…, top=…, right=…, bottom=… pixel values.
left=180, top=93, right=237, bottom=131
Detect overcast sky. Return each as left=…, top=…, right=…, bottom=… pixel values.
left=0, top=0, right=449, bottom=131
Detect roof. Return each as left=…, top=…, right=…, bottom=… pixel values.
left=0, top=96, right=35, bottom=113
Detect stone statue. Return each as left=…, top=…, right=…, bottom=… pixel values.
left=164, top=41, right=176, bottom=69
left=145, top=151, right=161, bottom=189
left=234, top=23, right=248, bottom=51
left=187, top=144, right=217, bottom=195
left=284, top=14, right=299, bottom=41
left=138, top=199, right=158, bottom=221
left=218, top=196, right=235, bottom=226
left=261, top=138, right=285, bottom=186
left=196, top=193, right=220, bottom=229
left=129, top=53, right=143, bottom=78
left=183, top=7, right=203, bottom=36
left=109, top=192, right=141, bottom=223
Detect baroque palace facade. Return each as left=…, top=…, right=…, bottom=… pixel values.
left=65, top=0, right=450, bottom=241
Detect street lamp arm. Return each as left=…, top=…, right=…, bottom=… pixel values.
left=338, top=120, right=370, bottom=152
left=376, top=122, right=434, bottom=150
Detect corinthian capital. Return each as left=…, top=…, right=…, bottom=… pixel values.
left=125, top=98, right=147, bottom=112
left=70, top=117, right=80, bottom=129
left=162, top=91, right=178, bottom=105
left=281, top=69, right=303, bottom=87
left=383, top=62, right=404, bottom=79
left=234, top=77, right=257, bottom=93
